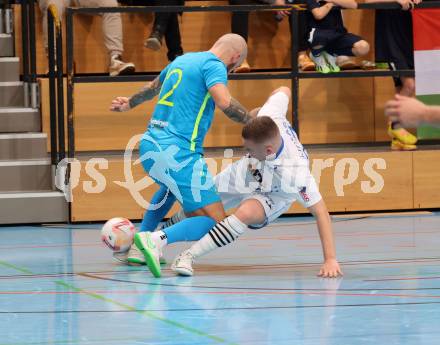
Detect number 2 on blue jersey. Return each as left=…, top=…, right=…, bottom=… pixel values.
left=158, top=68, right=183, bottom=107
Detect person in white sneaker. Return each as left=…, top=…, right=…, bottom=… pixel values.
left=39, top=0, right=135, bottom=76
left=165, top=87, right=342, bottom=278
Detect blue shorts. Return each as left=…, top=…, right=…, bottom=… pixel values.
left=139, top=136, right=221, bottom=213
left=309, top=29, right=362, bottom=57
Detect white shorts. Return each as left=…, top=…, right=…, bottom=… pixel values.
left=219, top=190, right=292, bottom=229
left=214, top=159, right=321, bottom=230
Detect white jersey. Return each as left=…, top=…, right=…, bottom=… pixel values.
left=214, top=91, right=322, bottom=228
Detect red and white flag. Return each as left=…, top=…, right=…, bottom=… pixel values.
left=413, top=8, right=440, bottom=138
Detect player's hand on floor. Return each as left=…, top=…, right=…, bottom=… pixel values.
left=110, top=97, right=130, bottom=112
left=318, top=259, right=343, bottom=278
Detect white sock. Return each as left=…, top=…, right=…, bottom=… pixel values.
left=151, top=230, right=167, bottom=250
left=189, top=215, right=247, bottom=258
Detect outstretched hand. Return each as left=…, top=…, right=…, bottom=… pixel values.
left=385, top=94, right=428, bottom=127
left=110, top=97, right=130, bottom=112
left=397, top=0, right=418, bottom=10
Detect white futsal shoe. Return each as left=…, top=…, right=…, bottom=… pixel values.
left=113, top=243, right=166, bottom=266
left=112, top=245, right=145, bottom=265
left=127, top=242, right=167, bottom=265
left=112, top=251, right=130, bottom=264
left=126, top=243, right=146, bottom=265
left=171, top=250, right=195, bottom=276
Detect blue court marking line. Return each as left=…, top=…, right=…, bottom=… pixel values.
left=365, top=276, right=440, bottom=282
left=78, top=273, right=440, bottom=298
left=3, top=301, right=440, bottom=315
left=0, top=337, right=153, bottom=345
left=0, top=338, right=167, bottom=345
left=2, top=285, right=440, bottom=292
left=1, top=256, right=439, bottom=283
left=241, top=229, right=440, bottom=241
left=1, top=288, right=440, bottom=299
left=0, top=260, right=238, bottom=345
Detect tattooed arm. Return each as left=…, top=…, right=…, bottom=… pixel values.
left=110, top=76, right=162, bottom=112
left=223, top=98, right=254, bottom=124
left=209, top=83, right=255, bottom=124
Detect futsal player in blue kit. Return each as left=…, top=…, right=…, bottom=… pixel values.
left=110, top=34, right=259, bottom=277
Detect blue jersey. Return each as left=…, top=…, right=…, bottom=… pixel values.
left=147, top=52, right=228, bottom=154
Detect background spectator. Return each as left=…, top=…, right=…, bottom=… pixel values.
left=306, top=0, right=370, bottom=73
left=366, top=0, right=421, bottom=149
left=144, top=0, right=184, bottom=62
left=39, top=0, right=135, bottom=76
left=229, top=0, right=316, bottom=72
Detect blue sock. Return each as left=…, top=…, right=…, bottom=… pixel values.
left=140, top=186, right=176, bottom=232
left=163, top=216, right=216, bottom=244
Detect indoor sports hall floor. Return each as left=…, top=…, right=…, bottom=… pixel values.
left=1, top=213, right=439, bottom=345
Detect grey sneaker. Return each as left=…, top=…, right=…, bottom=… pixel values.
left=109, top=55, right=135, bottom=77
left=171, top=250, right=194, bottom=276
left=144, top=31, right=162, bottom=51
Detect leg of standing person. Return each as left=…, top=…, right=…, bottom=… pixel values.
left=229, top=0, right=252, bottom=72
left=145, top=0, right=184, bottom=59
left=132, top=139, right=227, bottom=277
left=294, top=9, right=315, bottom=71
left=78, top=0, right=135, bottom=76
left=387, top=13, right=417, bottom=149
left=164, top=0, right=184, bottom=61
left=145, top=0, right=171, bottom=51
left=388, top=71, right=417, bottom=150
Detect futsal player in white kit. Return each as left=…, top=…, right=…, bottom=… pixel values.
left=168, top=86, right=343, bottom=278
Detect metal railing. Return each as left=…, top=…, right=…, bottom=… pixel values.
left=0, top=0, right=13, bottom=34
left=19, top=0, right=38, bottom=109
left=47, top=4, right=66, bottom=166
left=43, top=1, right=440, bottom=164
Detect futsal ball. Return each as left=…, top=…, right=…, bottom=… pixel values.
left=101, top=217, right=136, bottom=253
